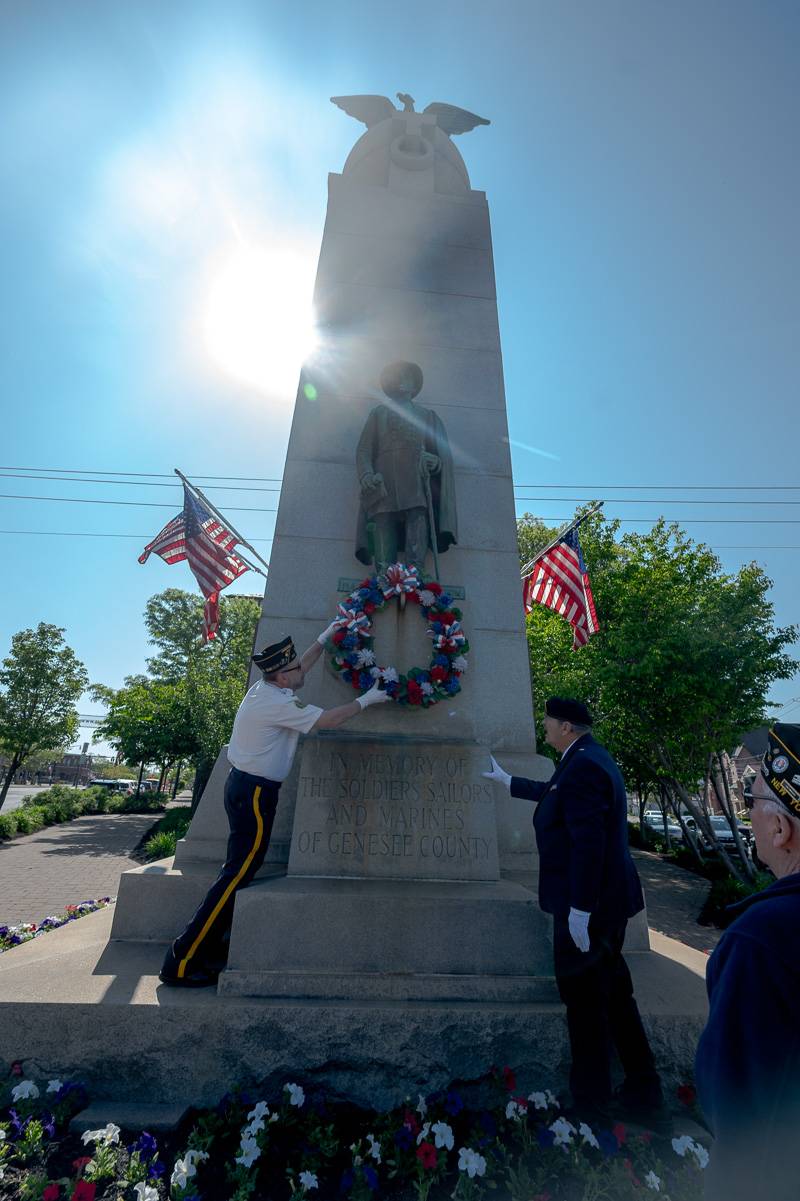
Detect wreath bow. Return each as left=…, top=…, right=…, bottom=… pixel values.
left=431, top=620, right=466, bottom=653
left=381, top=562, right=420, bottom=598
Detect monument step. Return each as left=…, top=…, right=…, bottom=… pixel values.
left=70, top=1101, right=189, bottom=1135
left=218, top=968, right=559, bottom=1002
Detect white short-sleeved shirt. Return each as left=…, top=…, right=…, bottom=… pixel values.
left=226, top=680, right=323, bottom=782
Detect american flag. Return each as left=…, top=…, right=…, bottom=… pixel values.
left=523, top=526, right=599, bottom=649
left=139, top=484, right=249, bottom=639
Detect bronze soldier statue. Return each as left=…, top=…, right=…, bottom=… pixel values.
left=355, top=361, right=457, bottom=577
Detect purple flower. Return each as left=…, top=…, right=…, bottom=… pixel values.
left=132, top=1131, right=158, bottom=1158
left=444, top=1090, right=464, bottom=1116
left=445, top=679, right=460, bottom=695
left=537, top=1127, right=556, bottom=1149
left=358, top=670, right=373, bottom=690
left=0, top=926, right=9, bottom=937
left=597, top=1130, right=619, bottom=1157
left=434, top=654, right=449, bottom=667
left=148, top=1159, right=166, bottom=1180
left=363, top=1164, right=379, bottom=1191
left=43, top=1113, right=55, bottom=1138
left=342, top=634, right=357, bottom=650
left=479, top=1111, right=497, bottom=1136
left=394, top=1125, right=413, bottom=1150
left=339, top=1168, right=354, bottom=1193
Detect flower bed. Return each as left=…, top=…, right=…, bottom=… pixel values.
left=0, top=899, right=114, bottom=954
left=1, top=1068, right=709, bottom=1201
left=0, top=786, right=167, bottom=843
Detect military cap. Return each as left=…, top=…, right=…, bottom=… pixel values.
left=761, top=723, right=800, bottom=818
left=545, top=696, right=593, bottom=727
left=252, top=635, right=299, bottom=674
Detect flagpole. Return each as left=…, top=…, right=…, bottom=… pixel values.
left=175, top=468, right=270, bottom=576
left=520, top=501, right=605, bottom=579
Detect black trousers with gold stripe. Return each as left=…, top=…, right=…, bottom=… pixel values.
left=172, top=766, right=280, bottom=977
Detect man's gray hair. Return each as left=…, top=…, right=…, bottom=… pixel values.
left=759, top=798, right=800, bottom=837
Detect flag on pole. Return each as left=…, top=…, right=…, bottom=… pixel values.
left=139, top=483, right=250, bottom=640
left=523, top=526, right=599, bottom=649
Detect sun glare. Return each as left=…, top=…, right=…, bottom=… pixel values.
left=202, top=243, right=318, bottom=396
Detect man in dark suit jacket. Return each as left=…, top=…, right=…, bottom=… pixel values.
left=484, top=696, right=663, bottom=1122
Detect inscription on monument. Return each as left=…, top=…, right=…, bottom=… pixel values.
left=288, top=741, right=500, bottom=882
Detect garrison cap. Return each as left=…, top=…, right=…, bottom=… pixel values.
left=252, top=635, right=299, bottom=674
left=545, top=696, right=593, bottom=727
left=761, top=723, right=800, bottom=818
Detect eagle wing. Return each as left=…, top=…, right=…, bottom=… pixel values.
left=422, top=102, right=490, bottom=136
left=330, top=95, right=397, bottom=128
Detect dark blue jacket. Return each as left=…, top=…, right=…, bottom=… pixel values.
left=510, top=733, right=644, bottom=920
left=694, top=872, right=800, bottom=1201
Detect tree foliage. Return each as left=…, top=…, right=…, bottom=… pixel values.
left=0, top=623, right=89, bottom=809
left=93, top=589, right=262, bottom=806
left=520, top=510, right=798, bottom=878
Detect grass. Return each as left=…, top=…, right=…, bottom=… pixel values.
left=142, top=805, right=193, bottom=861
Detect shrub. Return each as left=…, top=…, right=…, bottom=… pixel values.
left=0, top=811, right=19, bottom=839
left=13, top=808, right=45, bottom=835
left=0, top=783, right=167, bottom=842
left=701, top=870, right=773, bottom=927
left=142, top=806, right=192, bottom=861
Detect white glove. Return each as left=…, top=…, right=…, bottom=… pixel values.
left=316, top=619, right=341, bottom=646
left=568, top=907, right=591, bottom=953
left=481, top=754, right=512, bottom=791
left=356, top=683, right=391, bottom=709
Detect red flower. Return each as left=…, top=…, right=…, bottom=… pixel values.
left=364, top=602, right=376, bottom=615
left=403, top=1108, right=420, bottom=1135
left=502, top=1065, right=517, bottom=1092
left=332, top=629, right=346, bottom=646
left=71, top=1183, right=96, bottom=1201
left=406, top=681, right=423, bottom=705
left=612, top=1122, right=627, bottom=1146
left=416, top=1141, right=437, bottom=1170
left=352, top=676, right=362, bottom=690
left=11, top=1060, right=23, bottom=1075
left=431, top=666, right=449, bottom=684
left=43, top=1186, right=60, bottom=1201
left=437, top=611, right=455, bottom=624
left=622, top=1158, right=641, bottom=1186
left=426, top=582, right=442, bottom=595
left=71, top=1158, right=92, bottom=1174
left=677, top=1083, right=697, bottom=1107
left=638, top=1131, right=653, bottom=1145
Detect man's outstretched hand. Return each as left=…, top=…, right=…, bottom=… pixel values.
left=357, top=683, right=391, bottom=709
left=482, top=754, right=511, bottom=791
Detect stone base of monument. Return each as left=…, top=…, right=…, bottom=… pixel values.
left=219, top=876, right=557, bottom=1002
left=0, top=905, right=709, bottom=1114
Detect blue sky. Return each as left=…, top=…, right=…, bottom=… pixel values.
left=1, top=0, right=798, bottom=751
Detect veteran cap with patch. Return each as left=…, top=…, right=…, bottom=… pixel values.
left=252, top=635, right=299, bottom=674
left=761, top=723, right=800, bottom=817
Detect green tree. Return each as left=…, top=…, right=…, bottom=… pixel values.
left=0, top=623, right=89, bottom=809
left=92, top=676, right=198, bottom=790
left=520, top=511, right=798, bottom=880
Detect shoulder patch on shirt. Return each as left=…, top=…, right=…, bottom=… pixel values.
left=293, top=699, right=308, bottom=709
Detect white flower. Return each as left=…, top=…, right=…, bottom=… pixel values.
left=285, top=1082, right=305, bottom=1107
left=356, top=649, right=376, bottom=667
left=550, top=1117, right=576, bottom=1147
left=431, top=1121, right=454, bottom=1151
left=692, top=1143, right=709, bottom=1169
left=645, top=1170, right=662, bottom=1191
left=505, top=1099, right=526, bottom=1121
left=579, top=1122, right=599, bottom=1149
left=299, top=1170, right=319, bottom=1190
left=81, top=1123, right=120, bottom=1146
left=235, top=1135, right=261, bottom=1169
left=171, top=1158, right=194, bottom=1189
left=244, top=1117, right=264, bottom=1136
left=546, top=1089, right=559, bottom=1106
left=247, top=1101, right=270, bottom=1123
left=672, top=1135, right=692, bottom=1158
left=133, top=1184, right=159, bottom=1201
left=418, top=590, right=436, bottom=607
left=185, top=1149, right=208, bottom=1167
left=269, top=1112, right=279, bottom=1123
left=366, top=1132, right=382, bottom=1162
left=420, top=681, right=434, bottom=695
left=46, top=1079, right=63, bottom=1094
left=457, top=1147, right=486, bottom=1178
left=452, top=655, right=468, bottom=672
left=379, top=666, right=398, bottom=683
left=527, top=1091, right=548, bottom=1110
left=416, top=1122, right=431, bottom=1147
left=11, top=1080, right=39, bottom=1101
left=416, top=1093, right=428, bottom=1118
left=0, top=1128, right=5, bottom=1141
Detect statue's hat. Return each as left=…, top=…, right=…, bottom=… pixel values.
left=380, top=360, right=423, bottom=401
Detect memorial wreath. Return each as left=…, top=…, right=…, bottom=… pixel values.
left=324, top=562, right=469, bottom=707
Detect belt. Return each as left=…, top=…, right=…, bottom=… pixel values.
left=229, top=765, right=282, bottom=789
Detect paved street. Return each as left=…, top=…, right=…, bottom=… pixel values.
left=0, top=813, right=158, bottom=926
left=0, top=784, right=54, bottom=814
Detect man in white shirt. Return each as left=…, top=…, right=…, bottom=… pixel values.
left=160, top=627, right=389, bottom=987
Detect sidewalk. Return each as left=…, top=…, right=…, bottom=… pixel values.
left=0, top=814, right=158, bottom=926
left=632, top=848, right=722, bottom=954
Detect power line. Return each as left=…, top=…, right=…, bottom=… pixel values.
left=0, top=530, right=273, bottom=541
left=0, top=466, right=283, bottom=482
left=512, top=496, right=800, bottom=505
left=0, top=472, right=281, bottom=492
left=0, top=493, right=277, bottom=512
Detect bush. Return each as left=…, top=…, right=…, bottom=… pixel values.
left=0, top=784, right=168, bottom=841
left=0, top=811, right=18, bottom=838
left=700, top=870, right=773, bottom=927
left=142, top=806, right=192, bottom=861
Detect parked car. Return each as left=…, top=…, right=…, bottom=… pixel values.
left=642, top=811, right=684, bottom=843
left=87, top=778, right=136, bottom=795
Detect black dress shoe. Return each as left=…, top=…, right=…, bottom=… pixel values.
left=608, top=1086, right=672, bottom=1133
left=158, top=943, right=219, bottom=988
